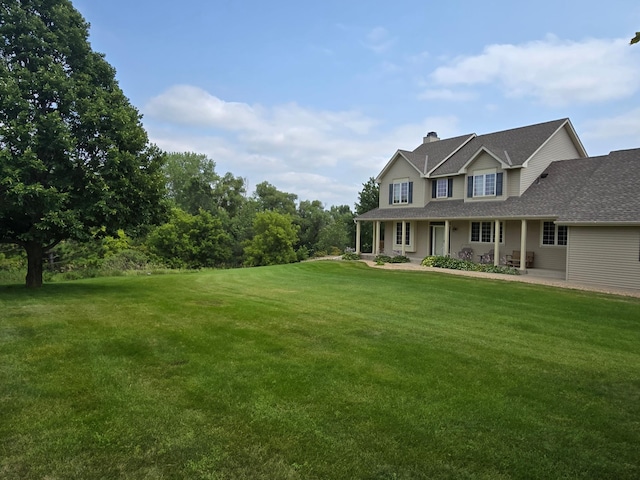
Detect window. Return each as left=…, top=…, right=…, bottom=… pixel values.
left=431, top=178, right=453, bottom=199
left=542, top=221, right=567, bottom=246
left=394, top=222, right=414, bottom=248
left=389, top=179, right=412, bottom=205
left=467, top=171, right=503, bottom=198
left=436, top=179, right=448, bottom=198
left=470, top=221, right=503, bottom=243
left=473, top=171, right=496, bottom=197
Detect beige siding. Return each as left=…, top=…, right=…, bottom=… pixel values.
left=507, top=169, right=521, bottom=198
left=520, top=126, right=582, bottom=194
left=468, top=152, right=500, bottom=171
left=465, top=153, right=507, bottom=202
left=378, top=160, right=425, bottom=208
left=452, top=176, right=465, bottom=200
left=567, top=227, right=640, bottom=291
left=427, top=176, right=466, bottom=203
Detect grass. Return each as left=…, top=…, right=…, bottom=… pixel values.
left=1, top=261, right=639, bottom=479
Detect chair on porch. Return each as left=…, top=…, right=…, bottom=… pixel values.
left=505, top=250, right=534, bottom=268
left=457, top=247, right=473, bottom=261
left=479, top=249, right=494, bottom=264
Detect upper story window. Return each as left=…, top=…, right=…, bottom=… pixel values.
left=467, top=170, right=503, bottom=198
left=542, top=221, right=567, bottom=246
left=431, top=178, right=453, bottom=199
left=389, top=179, right=413, bottom=205
left=474, top=170, right=496, bottom=196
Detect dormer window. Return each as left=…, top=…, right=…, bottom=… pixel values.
left=437, top=179, right=448, bottom=198
left=389, top=179, right=413, bottom=205
left=467, top=171, right=503, bottom=198
left=474, top=169, right=496, bottom=197
left=431, top=178, right=453, bottom=199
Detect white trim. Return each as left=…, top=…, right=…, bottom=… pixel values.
left=457, top=146, right=511, bottom=174
left=426, top=134, right=476, bottom=176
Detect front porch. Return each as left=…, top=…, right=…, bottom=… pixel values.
left=355, top=218, right=568, bottom=279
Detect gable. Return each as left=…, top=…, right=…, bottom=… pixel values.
left=429, top=118, right=575, bottom=177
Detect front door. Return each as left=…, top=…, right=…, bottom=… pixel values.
left=431, top=225, right=445, bottom=256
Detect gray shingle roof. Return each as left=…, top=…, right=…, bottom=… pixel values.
left=428, top=118, right=570, bottom=176
left=356, top=149, right=640, bottom=224
left=557, top=149, right=640, bottom=223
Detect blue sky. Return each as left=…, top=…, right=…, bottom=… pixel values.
left=73, top=0, right=640, bottom=208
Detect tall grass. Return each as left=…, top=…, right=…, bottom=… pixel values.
left=1, top=261, right=639, bottom=479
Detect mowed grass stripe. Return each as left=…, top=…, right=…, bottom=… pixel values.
left=1, top=261, right=639, bottom=479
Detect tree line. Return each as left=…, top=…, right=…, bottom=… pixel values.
left=0, top=0, right=382, bottom=287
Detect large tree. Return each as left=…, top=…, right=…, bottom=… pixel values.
left=354, top=177, right=380, bottom=253
left=0, top=0, right=166, bottom=287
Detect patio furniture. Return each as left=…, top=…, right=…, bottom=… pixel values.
left=479, top=249, right=494, bottom=264
left=457, top=247, right=473, bottom=261
left=506, top=250, right=534, bottom=268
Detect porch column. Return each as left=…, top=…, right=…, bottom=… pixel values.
left=374, top=221, right=381, bottom=255
left=494, top=219, right=500, bottom=266
left=520, top=219, right=528, bottom=271
left=426, top=221, right=431, bottom=256
left=355, top=221, right=361, bottom=254
left=444, top=220, right=450, bottom=257
left=401, top=221, right=407, bottom=256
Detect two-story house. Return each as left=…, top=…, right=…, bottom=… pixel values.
left=355, top=118, right=640, bottom=291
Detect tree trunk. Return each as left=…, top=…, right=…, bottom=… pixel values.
left=25, top=242, right=44, bottom=288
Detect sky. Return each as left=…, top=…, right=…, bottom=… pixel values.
left=72, top=0, right=640, bottom=208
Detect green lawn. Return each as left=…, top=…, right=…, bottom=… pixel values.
left=1, top=261, right=639, bottom=479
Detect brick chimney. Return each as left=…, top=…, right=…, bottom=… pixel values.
left=423, top=131, right=439, bottom=143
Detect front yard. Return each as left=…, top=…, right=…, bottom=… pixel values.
left=1, top=261, right=639, bottom=479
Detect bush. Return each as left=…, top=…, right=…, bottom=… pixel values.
left=421, top=256, right=519, bottom=275
left=389, top=255, right=410, bottom=263
left=342, top=252, right=361, bottom=261
left=102, top=249, right=154, bottom=271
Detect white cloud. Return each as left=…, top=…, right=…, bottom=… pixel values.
left=145, top=85, right=263, bottom=130
left=428, top=36, right=640, bottom=106
left=143, top=85, right=459, bottom=206
left=363, top=26, right=395, bottom=54
left=581, top=108, right=640, bottom=140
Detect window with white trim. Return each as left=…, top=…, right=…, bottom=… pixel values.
left=394, top=222, right=414, bottom=249
left=470, top=221, right=503, bottom=243
left=391, top=179, right=411, bottom=205
left=542, top=221, right=567, bottom=246
left=436, top=178, right=448, bottom=198
left=473, top=169, right=496, bottom=197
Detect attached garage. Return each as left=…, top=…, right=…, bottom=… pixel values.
left=567, top=226, right=640, bottom=291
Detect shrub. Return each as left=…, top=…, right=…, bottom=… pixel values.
left=342, top=252, right=361, bottom=261
left=389, top=255, right=410, bottom=263
left=421, top=256, right=519, bottom=275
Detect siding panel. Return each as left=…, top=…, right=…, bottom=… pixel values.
left=379, top=160, right=424, bottom=208
left=567, top=227, right=640, bottom=290
left=520, top=126, right=582, bottom=195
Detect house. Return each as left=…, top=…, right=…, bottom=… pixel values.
left=355, top=118, right=640, bottom=291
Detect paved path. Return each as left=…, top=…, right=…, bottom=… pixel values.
left=313, top=257, right=640, bottom=299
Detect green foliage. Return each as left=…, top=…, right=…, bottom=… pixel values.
left=355, top=177, right=379, bottom=215
left=101, top=249, right=154, bottom=272
left=253, top=181, right=297, bottom=215
left=243, top=211, right=299, bottom=266
left=316, top=204, right=355, bottom=253
left=341, top=251, right=361, bottom=261
left=0, top=1, right=167, bottom=287
left=421, top=255, right=520, bottom=275
left=146, top=208, right=233, bottom=268
left=295, top=199, right=330, bottom=254
left=374, top=254, right=411, bottom=264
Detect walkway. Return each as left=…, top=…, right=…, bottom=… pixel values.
left=319, top=257, right=640, bottom=299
